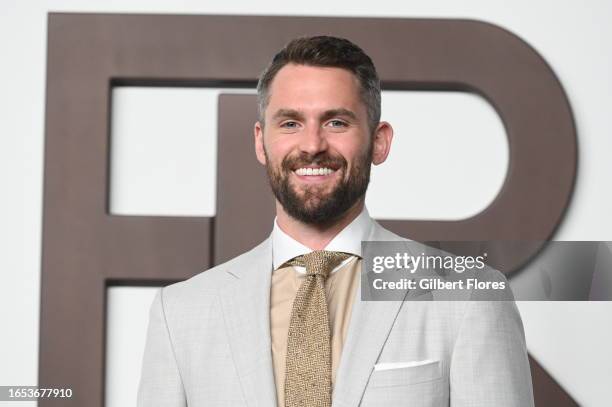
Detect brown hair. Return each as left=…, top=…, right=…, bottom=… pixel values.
left=256, top=35, right=381, bottom=132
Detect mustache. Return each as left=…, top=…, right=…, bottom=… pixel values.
left=281, top=152, right=346, bottom=172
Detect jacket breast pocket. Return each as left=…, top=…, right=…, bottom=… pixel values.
left=360, top=360, right=447, bottom=406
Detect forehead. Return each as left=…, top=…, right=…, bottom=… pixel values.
left=267, top=63, right=363, bottom=111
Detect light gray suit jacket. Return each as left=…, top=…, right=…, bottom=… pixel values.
left=137, top=221, right=534, bottom=406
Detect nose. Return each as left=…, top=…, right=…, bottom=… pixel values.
left=298, top=124, right=328, bottom=156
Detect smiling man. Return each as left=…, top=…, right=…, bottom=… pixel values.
left=137, top=36, right=534, bottom=407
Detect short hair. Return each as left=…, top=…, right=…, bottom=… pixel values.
left=256, top=35, right=381, bottom=132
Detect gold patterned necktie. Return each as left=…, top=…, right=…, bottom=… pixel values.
left=283, top=250, right=352, bottom=407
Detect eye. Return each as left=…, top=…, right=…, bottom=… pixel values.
left=280, top=121, right=299, bottom=129
left=327, top=119, right=348, bottom=128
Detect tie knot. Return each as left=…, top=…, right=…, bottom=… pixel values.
left=286, top=250, right=352, bottom=279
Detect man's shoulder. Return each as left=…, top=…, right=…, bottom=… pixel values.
left=370, top=223, right=514, bottom=302
left=162, top=237, right=270, bottom=302
left=369, top=220, right=408, bottom=242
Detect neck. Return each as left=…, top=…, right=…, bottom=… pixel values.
left=275, top=199, right=365, bottom=250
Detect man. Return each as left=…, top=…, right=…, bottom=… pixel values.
left=138, top=36, right=534, bottom=406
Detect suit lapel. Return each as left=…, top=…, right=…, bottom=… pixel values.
left=332, top=222, right=411, bottom=407
left=218, top=238, right=278, bottom=407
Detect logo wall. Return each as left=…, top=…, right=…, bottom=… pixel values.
left=40, top=14, right=577, bottom=406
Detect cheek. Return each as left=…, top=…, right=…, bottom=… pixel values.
left=330, top=131, right=369, bottom=157
left=335, top=143, right=369, bottom=168
left=264, top=139, right=292, bottom=166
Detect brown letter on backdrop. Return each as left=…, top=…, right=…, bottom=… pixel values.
left=41, top=14, right=577, bottom=406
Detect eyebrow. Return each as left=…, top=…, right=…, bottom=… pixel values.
left=271, top=108, right=358, bottom=122
left=320, top=108, right=357, bottom=122
left=271, top=109, right=305, bottom=121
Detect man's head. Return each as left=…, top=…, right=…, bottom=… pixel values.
left=257, top=36, right=381, bottom=133
left=254, top=36, right=393, bottom=227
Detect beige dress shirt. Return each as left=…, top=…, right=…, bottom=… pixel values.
left=269, top=207, right=373, bottom=407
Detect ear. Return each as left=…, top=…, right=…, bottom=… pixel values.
left=371, top=121, right=393, bottom=165
left=254, top=121, right=267, bottom=166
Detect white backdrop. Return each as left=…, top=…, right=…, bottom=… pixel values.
left=2, top=1, right=612, bottom=406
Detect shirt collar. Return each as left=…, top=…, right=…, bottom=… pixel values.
left=271, top=206, right=374, bottom=270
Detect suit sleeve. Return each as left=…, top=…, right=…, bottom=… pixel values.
left=450, top=298, right=535, bottom=407
left=137, top=288, right=187, bottom=407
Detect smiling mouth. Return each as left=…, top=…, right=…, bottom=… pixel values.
left=293, top=166, right=337, bottom=176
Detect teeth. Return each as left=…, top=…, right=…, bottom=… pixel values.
left=295, top=167, right=335, bottom=176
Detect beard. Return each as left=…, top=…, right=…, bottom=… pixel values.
left=264, top=145, right=372, bottom=226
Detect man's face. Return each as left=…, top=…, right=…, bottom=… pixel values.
left=254, top=63, right=391, bottom=226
